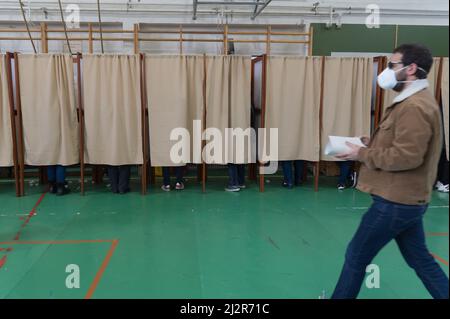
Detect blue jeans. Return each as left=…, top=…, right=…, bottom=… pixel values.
left=107, top=165, right=131, bottom=193
left=227, top=164, right=245, bottom=187
left=47, top=165, right=66, bottom=184
left=337, top=161, right=352, bottom=185
left=162, top=167, right=184, bottom=186
left=281, top=160, right=304, bottom=185
left=332, top=195, right=449, bottom=299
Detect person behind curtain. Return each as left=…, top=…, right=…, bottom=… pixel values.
left=435, top=104, right=449, bottom=193
left=161, top=166, right=185, bottom=191
left=225, top=164, right=245, bottom=192
left=48, top=165, right=70, bottom=196
left=107, top=165, right=131, bottom=194
left=435, top=148, right=449, bottom=193
left=332, top=44, right=449, bottom=299
left=280, top=160, right=304, bottom=189
left=336, top=161, right=358, bottom=190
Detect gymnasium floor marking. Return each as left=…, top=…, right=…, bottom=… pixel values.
left=0, top=190, right=119, bottom=299
left=0, top=192, right=48, bottom=270
left=0, top=178, right=448, bottom=299
left=430, top=253, right=449, bottom=266
left=0, top=239, right=119, bottom=299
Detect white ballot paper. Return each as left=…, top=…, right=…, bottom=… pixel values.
left=324, top=136, right=367, bottom=156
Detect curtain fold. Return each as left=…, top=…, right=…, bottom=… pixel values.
left=146, top=55, right=203, bottom=167
left=265, top=56, right=322, bottom=162
left=0, top=55, right=13, bottom=167
left=321, top=57, right=373, bottom=161
left=205, top=55, right=253, bottom=164
left=441, top=58, right=449, bottom=160
left=18, top=54, right=79, bottom=166
left=83, top=54, right=143, bottom=165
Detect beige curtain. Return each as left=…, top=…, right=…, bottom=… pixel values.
left=205, top=56, right=253, bottom=164
left=0, top=55, right=13, bottom=167
left=382, top=57, right=441, bottom=111
left=18, top=54, right=79, bottom=166
left=321, top=57, right=373, bottom=161
left=83, top=55, right=143, bottom=165
left=442, top=58, right=449, bottom=160
left=265, top=56, right=322, bottom=162
left=146, top=55, right=203, bottom=167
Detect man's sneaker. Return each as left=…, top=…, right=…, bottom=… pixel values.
left=175, top=182, right=185, bottom=190
left=349, top=172, right=358, bottom=188
left=337, top=183, right=346, bottom=191
left=435, top=181, right=444, bottom=190
left=438, top=184, right=449, bottom=193
left=161, top=185, right=171, bottom=192
left=225, top=186, right=240, bottom=192
left=238, top=184, right=246, bottom=189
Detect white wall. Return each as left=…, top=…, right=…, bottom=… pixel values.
left=0, top=0, right=448, bottom=54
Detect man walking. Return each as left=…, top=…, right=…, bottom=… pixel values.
left=332, top=44, right=449, bottom=299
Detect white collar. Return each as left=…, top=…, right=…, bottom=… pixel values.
left=392, top=79, right=430, bottom=104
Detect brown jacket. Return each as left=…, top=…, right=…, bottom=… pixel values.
left=357, top=87, right=442, bottom=205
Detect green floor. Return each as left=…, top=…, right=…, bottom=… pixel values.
left=0, top=175, right=448, bottom=299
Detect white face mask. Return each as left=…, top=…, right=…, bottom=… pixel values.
left=377, top=65, right=411, bottom=90
left=377, top=65, right=428, bottom=90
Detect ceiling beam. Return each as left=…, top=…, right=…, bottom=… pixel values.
left=252, top=0, right=272, bottom=20
left=193, top=0, right=198, bottom=20
left=194, top=0, right=266, bottom=20
left=253, top=0, right=261, bottom=15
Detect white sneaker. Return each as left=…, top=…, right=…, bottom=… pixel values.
left=435, top=181, right=444, bottom=189
left=438, top=184, right=449, bottom=193
left=161, top=185, right=171, bottom=192
left=175, top=182, right=185, bottom=190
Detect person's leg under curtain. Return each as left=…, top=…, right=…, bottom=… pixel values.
left=293, top=160, right=304, bottom=186
left=281, top=161, right=293, bottom=188
left=55, top=165, right=69, bottom=196
left=162, top=167, right=171, bottom=189
left=337, top=161, right=352, bottom=188
left=437, top=148, right=449, bottom=186
left=55, top=165, right=66, bottom=184
left=47, top=166, right=57, bottom=193
left=107, top=166, right=120, bottom=193
left=237, top=164, right=246, bottom=188
left=118, top=165, right=131, bottom=194
left=226, top=164, right=240, bottom=192
left=174, top=166, right=185, bottom=190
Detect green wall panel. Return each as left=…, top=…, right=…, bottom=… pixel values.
left=312, top=23, right=449, bottom=57
left=397, top=25, right=449, bottom=56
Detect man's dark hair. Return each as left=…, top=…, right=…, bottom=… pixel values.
left=393, top=43, right=434, bottom=79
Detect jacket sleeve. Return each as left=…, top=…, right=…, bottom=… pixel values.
left=358, top=104, right=432, bottom=172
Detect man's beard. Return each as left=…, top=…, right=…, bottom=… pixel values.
left=393, top=70, right=407, bottom=92
left=393, top=82, right=405, bottom=92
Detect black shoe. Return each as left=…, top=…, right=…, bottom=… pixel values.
left=282, top=181, right=294, bottom=189
left=49, top=182, right=57, bottom=194
left=349, top=172, right=358, bottom=188
left=119, top=187, right=130, bottom=194
left=56, top=183, right=70, bottom=196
